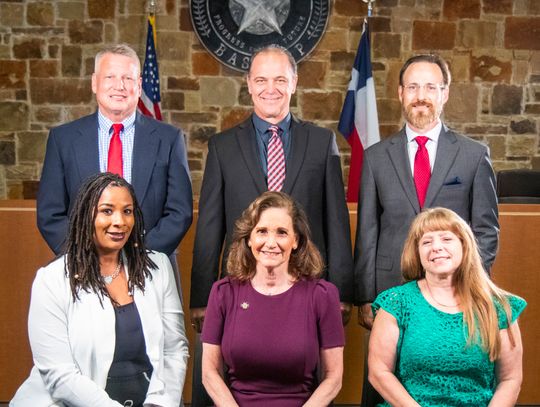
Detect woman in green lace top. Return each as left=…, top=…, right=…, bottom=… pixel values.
left=369, top=207, right=526, bottom=407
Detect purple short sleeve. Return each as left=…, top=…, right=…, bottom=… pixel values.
left=201, top=278, right=231, bottom=345
left=314, top=280, right=345, bottom=349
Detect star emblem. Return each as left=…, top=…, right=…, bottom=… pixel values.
left=241, top=302, right=249, bottom=309
left=235, top=0, right=284, bottom=35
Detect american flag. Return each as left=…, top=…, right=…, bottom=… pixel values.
left=138, top=15, right=162, bottom=120
left=338, top=19, right=380, bottom=202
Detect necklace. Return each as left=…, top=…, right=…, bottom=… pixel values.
left=101, top=257, right=122, bottom=285
left=424, top=279, right=460, bottom=308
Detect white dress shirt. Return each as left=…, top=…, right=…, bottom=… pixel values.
left=405, top=121, right=442, bottom=175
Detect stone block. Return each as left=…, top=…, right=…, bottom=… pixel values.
left=458, top=21, right=497, bottom=48
left=505, top=17, right=540, bottom=50
left=464, top=125, right=507, bottom=135
left=170, top=112, right=218, bottom=128
left=512, top=60, right=529, bottom=85
left=30, top=79, right=93, bottom=105
left=221, top=108, right=252, bottom=131
left=34, top=106, right=62, bottom=123
left=65, top=105, right=96, bottom=121
left=200, top=77, right=238, bottom=107
left=525, top=103, right=540, bottom=114
left=179, top=6, right=193, bottom=31
left=29, top=60, right=58, bottom=78
left=88, top=0, right=116, bottom=19
left=0, top=102, right=29, bottom=131
left=84, top=57, right=94, bottom=76
left=61, top=45, right=82, bottom=77
left=443, top=0, right=480, bottom=20
left=445, top=83, right=479, bottom=123
left=330, top=51, right=355, bottom=71
left=104, top=22, right=117, bottom=43
left=125, top=0, right=145, bottom=15
left=412, top=21, right=455, bottom=50
left=378, top=0, right=398, bottom=6
left=0, top=60, right=26, bottom=89
left=17, top=131, right=48, bottom=162
left=377, top=99, right=402, bottom=123
left=297, top=60, right=326, bottom=88
left=189, top=125, right=216, bottom=148
left=7, top=183, right=24, bottom=200
left=470, top=55, right=512, bottom=83
left=57, top=2, right=85, bottom=20
left=301, top=91, right=342, bottom=121
left=492, top=84, right=523, bottom=115
left=166, top=0, right=175, bottom=14
left=511, top=119, right=537, bottom=134
left=486, top=136, right=506, bottom=160
left=532, top=156, right=540, bottom=170
left=0, top=3, right=23, bottom=27
left=370, top=17, right=391, bottom=33
left=13, top=38, right=44, bottom=59
left=334, top=0, right=365, bottom=17
left=188, top=158, right=202, bottom=172
left=192, top=52, right=220, bottom=76
left=23, top=180, right=39, bottom=199
left=319, top=30, right=349, bottom=52
left=158, top=31, right=190, bottom=61
left=49, top=45, right=59, bottom=58
left=15, top=89, right=27, bottom=100
left=372, top=33, right=401, bottom=58
left=238, top=84, right=252, bottom=106
left=5, top=163, right=39, bottom=180
left=507, top=135, right=537, bottom=157
left=160, top=60, right=191, bottom=77
left=27, top=2, right=54, bottom=26
left=68, top=20, right=103, bottom=44
left=162, top=91, right=185, bottom=110
left=384, top=61, right=402, bottom=98
left=483, top=0, right=512, bottom=14
left=168, top=77, right=200, bottom=90
left=0, top=46, right=10, bottom=59
left=0, top=140, right=15, bottom=165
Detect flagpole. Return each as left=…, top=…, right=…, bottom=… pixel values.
left=148, top=0, right=157, bottom=17
left=362, top=0, right=375, bottom=17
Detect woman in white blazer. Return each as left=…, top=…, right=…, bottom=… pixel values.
left=11, top=173, right=189, bottom=407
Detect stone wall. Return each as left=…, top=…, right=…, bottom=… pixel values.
left=0, top=0, right=538, bottom=199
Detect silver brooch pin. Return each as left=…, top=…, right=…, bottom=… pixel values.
left=240, top=302, right=249, bottom=310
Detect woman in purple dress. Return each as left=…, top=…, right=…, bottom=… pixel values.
left=201, top=191, right=344, bottom=406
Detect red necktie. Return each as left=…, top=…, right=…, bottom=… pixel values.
left=414, top=136, right=431, bottom=208
left=107, top=123, right=124, bottom=177
left=267, top=125, right=286, bottom=191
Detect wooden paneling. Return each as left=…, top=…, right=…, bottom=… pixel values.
left=0, top=202, right=538, bottom=404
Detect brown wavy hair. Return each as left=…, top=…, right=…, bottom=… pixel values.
left=227, top=191, right=323, bottom=281
left=401, top=207, right=515, bottom=360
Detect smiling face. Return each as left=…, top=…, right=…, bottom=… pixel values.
left=93, top=185, right=134, bottom=257
left=418, top=230, right=463, bottom=278
left=398, top=61, right=449, bottom=132
left=92, top=53, right=142, bottom=122
left=247, top=50, right=297, bottom=124
left=248, top=207, right=298, bottom=273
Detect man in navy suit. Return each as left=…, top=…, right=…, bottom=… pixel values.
left=37, top=44, right=192, bottom=290
left=355, top=54, right=499, bottom=406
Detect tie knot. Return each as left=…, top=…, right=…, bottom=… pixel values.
left=415, top=136, right=429, bottom=147
left=112, top=123, right=124, bottom=135
left=268, top=125, right=280, bottom=136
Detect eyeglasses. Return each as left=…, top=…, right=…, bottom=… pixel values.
left=402, top=83, right=446, bottom=95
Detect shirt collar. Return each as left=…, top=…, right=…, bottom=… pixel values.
left=252, top=113, right=291, bottom=139
left=98, top=110, right=136, bottom=134
left=405, top=120, right=442, bottom=143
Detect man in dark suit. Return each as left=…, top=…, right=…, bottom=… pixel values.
left=189, top=45, right=353, bottom=406
left=37, top=44, right=192, bottom=290
left=354, top=54, right=499, bottom=406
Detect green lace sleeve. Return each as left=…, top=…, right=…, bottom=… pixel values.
left=372, top=285, right=409, bottom=327
left=496, top=294, right=527, bottom=329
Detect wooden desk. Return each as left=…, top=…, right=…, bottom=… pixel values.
left=0, top=202, right=538, bottom=404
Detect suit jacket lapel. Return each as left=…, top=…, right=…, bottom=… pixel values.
left=424, top=125, right=459, bottom=207
left=387, top=129, right=421, bottom=212
left=131, top=113, right=160, bottom=203
left=282, top=115, right=307, bottom=193
left=236, top=116, right=267, bottom=193
left=73, top=113, right=100, bottom=183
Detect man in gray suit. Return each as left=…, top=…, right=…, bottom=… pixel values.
left=189, top=45, right=353, bottom=406
left=354, top=54, right=499, bottom=405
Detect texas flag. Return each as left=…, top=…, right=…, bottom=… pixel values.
left=338, top=20, right=380, bottom=202
left=138, top=15, right=162, bottom=120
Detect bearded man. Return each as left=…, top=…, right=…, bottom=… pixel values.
left=352, top=53, right=499, bottom=405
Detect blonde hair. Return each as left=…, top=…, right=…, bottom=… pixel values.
left=226, top=192, right=323, bottom=281
left=401, top=207, right=514, bottom=360
left=94, top=43, right=140, bottom=74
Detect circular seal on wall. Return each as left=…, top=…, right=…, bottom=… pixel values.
left=190, top=0, right=330, bottom=72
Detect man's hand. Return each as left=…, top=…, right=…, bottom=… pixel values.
left=358, top=302, right=374, bottom=330
left=190, top=307, right=206, bottom=334
left=340, top=302, right=352, bottom=326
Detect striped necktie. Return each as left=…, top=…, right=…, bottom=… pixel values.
left=267, top=125, right=286, bottom=191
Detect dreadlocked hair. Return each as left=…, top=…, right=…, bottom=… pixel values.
left=64, top=172, right=156, bottom=304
